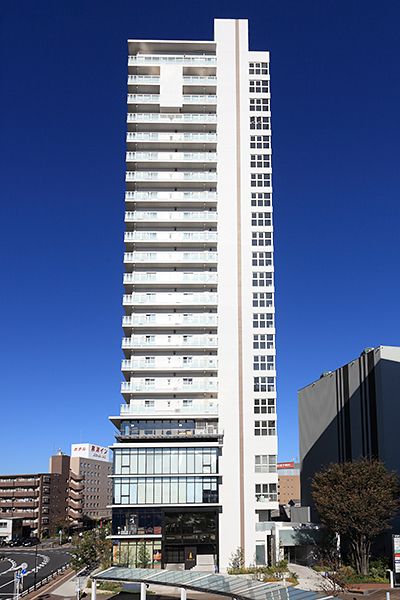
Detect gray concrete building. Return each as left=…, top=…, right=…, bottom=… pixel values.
left=298, top=345, right=400, bottom=527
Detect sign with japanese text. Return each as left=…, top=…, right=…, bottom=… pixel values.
left=71, top=443, right=110, bottom=462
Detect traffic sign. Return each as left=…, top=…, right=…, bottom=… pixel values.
left=21, top=570, right=27, bottom=575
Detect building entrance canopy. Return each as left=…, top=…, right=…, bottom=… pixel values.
left=93, top=567, right=332, bottom=600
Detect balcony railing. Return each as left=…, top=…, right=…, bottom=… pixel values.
left=123, top=293, right=217, bottom=306
left=127, top=113, right=217, bottom=123
left=255, top=494, right=278, bottom=503
left=125, top=211, right=217, bottom=222
left=123, top=292, right=217, bottom=305
left=122, top=357, right=218, bottom=370
left=125, top=191, right=217, bottom=201
left=126, top=152, right=217, bottom=162
left=122, top=313, right=218, bottom=327
left=128, top=75, right=160, bottom=84
left=124, top=251, right=217, bottom=263
left=127, top=132, right=217, bottom=143
left=124, top=231, right=217, bottom=243
left=120, top=400, right=219, bottom=415
left=121, top=379, right=218, bottom=392
left=123, top=272, right=218, bottom=284
left=128, top=55, right=216, bottom=65
left=183, top=76, right=217, bottom=84
left=122, top=335, right=218, bottom=348
left=183, top=95, right=217, bottom=103
left=126, top=171, right=217, bottom=181
left=116, top=427, right=222, bottom=439
left=127, top=94, right=159, bottom=103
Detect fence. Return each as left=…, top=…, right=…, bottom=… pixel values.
left=21, top=562, right=70, bottom=597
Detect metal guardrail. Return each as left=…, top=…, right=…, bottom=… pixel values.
left=21, top=562, right=70, bottom=597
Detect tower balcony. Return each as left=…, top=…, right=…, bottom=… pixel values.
left=122, top=334, right=218, bottom=353
left=125, top=190, right=217, bottom=202
left=183, top=75, right=217, bottom=85
left=122, top=356, right=218, bottom=373
left=127, top=94, right=217, bottom=105
left=126, top=170, right=217, bottom=183
left=123, top=272, right=217, bottom=286
left=115, top=425, right=223, bottom=443
left=127, top=113, right=217, bottom=124
left=128, top=55, right=216, bottom=65
left=124, top=231, right=217, bottom=246
left=125, top=210, right=217, bottom=224
left=122, top=312, right=217, bottom=333
left=126, top=151, right=217, bottom=164
left=124, top=251, right=218, bottom=266
left=119, top=399, right=219, bottom=416
left=126, top=134, right=217, bottom=147
left=128, top=74, right=160, bottom=84
left=121, top=376, right=218, bottom=396
left=123, top=292, right=218, bottom=307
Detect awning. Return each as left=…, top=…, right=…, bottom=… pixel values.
left=93, top=567, right=332, bottom=600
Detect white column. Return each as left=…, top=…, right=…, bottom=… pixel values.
left=181, top=588, right=187, bottom=600
left=141, top=582, right=146, bottom=600
left=91, top=580, right=97, bottom=600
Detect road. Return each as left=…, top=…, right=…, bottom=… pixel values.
left=0, top=546, right=70, bottom=599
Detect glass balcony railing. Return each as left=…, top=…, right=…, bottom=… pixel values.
left=183, top=76, right=217, bottom=84
left=123, top=272, right=218, bottom=284
left=116, top=426, right=222, bottom=439
left=121, top=379, right=219, bottom=392
left=127, top=113, right=217, bottom=123
left=127, top=132, right=217, bottom=143
left=125, top=211, right=217, bottom=222
left=183, top=95, right=217, bottom=103
left=126, top=152, right=217, bottom=161
left=124, top=251, right=218, bottom=262
left=122, top=313, right=218, bottom=327
left=122, top=335, right=218, bottom=348
left=255, top=494, right=278, bottom=503
left=127, top=94, right=159, bottom=103
left=124, top=231, right=217, bottom=243
left=122, top=357, right=218, bottom=369
left=128, top=55, right=216, bottom=65
left=126, top=171, right=217, bottom=181
left=125, top=191, right=217, bottom=201
left=120, top=400, right=219, bottom=415
left=128, top=75, right=160, bottom=83
left=123, top=292, right=218, bottom=305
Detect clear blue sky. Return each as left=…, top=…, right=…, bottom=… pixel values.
left=1, top=0, right=399, bottom=474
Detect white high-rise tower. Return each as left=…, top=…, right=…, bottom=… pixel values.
left=109, top=18, right=278, bottom=571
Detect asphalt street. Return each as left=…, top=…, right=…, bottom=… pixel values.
left=0, top=547, right=70, bottom=599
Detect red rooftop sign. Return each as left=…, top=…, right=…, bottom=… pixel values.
left=277, top=462, right=294, bottom=469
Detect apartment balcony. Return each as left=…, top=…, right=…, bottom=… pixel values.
left=69, top=489, right=83, bottom=501
left=125, top=211, right=217, bottom=225
left=255, top=494, right=278, bottom=503
left=69, top=480, right=84, bottom=492
left=126, top=151, right=217, bottom=164
left=128, top=75, right=160, bottom=84
left=115, top=426, right=223, bottom=443
left=121, top=377, right=218, bottom=395
left=122, top=356, right=218, bottom=372
left=127, top=113, right=217, bottom=124
left=123, top=292, right=218, bottom=307
left=12, top=510, right=38, bottom=518
left=122, top=334, right=218, bottom=353
left=124, top=231, right=217, bottom=246
left=12, top=490, right=39, bottom=498
left=126, top=132, right=217, bottom=144
left=124, top=251, right=218, bottom=265
left=183, top=76, right=217, bottom=85
left=119, top=399, right=219, bottom=415
left=128, top=55, right=216, bottom=65
left=125, top=191, right=216, bottom=203
left=13, top=500, right=39, bottom=508
left=126, top=171, right=217, bottom=183
left=122, top=313, right=217, bottom=333
left=123, top=272, right=217, bottom=286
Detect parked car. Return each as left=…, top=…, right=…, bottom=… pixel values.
left=9, top=538, right=25, bottom=547
left=23, top=537, right=39, bottom=546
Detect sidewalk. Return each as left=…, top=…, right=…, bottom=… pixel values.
left=287, top=563, right=330, bottom=592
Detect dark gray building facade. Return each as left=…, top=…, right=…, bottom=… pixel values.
left=298, top=346, right=400, bottom=519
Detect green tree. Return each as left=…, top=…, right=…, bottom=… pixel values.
left=71, top=531, right=97, bottom=571
left=97, top=523, right=113, bottom=569
left=312, top=459, right=400, bottom=575
left=228, top=547, right=244, bottom=571
left=136, top=540, right=150, bottom=568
